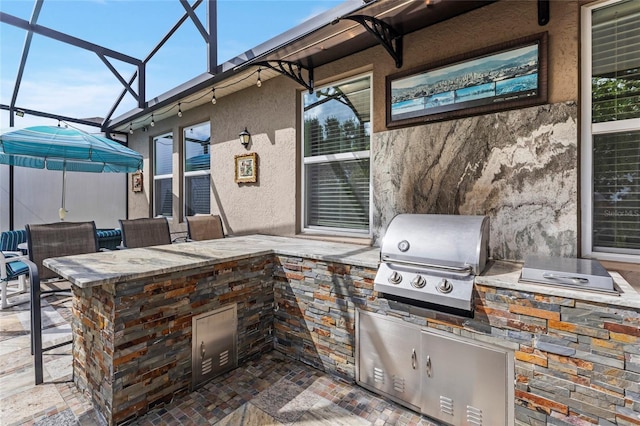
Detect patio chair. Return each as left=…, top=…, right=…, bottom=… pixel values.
left=0, top=230, right=30, bottom=309
left=119, top=217, right=172, bottom=248
left=186, top=214, right=225, bottom=241
left=24, top=221, right=99, bottom=385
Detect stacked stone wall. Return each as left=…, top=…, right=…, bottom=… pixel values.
left=72, top=255, right=274, bottom=425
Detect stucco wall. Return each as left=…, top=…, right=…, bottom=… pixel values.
left=127, top=0, right=580, bottom=259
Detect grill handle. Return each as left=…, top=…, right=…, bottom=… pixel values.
left=382, top=256, right=473, bottom=276
left=541, top=273, right=589, bottom=286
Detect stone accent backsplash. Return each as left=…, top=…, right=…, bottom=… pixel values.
left=372, top=101, right=578, bottom=262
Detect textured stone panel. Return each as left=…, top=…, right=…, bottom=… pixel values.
left=372, top=102, right=578, bottom=261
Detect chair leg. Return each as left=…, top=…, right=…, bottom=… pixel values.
left=28, top=265, right=44, bottom=385
left=1, top=281, right=7, bottom=310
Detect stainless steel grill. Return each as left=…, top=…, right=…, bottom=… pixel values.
left=374, top=214, right=490, bottom=314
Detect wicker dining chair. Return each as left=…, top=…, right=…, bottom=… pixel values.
left=24, top=221, right=99, bottom=385
left=119, top=217, right=172, bottom=248
left=186, top=214, right=225, bottom=241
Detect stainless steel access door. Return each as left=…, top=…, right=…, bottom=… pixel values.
left=356, top=310, right=422, bottom=410
left=192, top=304, right=237, bottom=389
left=420, top=329, right=514, bottom=426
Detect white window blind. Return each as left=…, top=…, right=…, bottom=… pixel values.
left=583, top=0, right=640, bottom=259
left=184, top=123, right=210, bottom=216
left=592, top=0, right=640, bottom=122
left=154, top=132, right=173, bottom=218
left=303, top=75, right=371, bottom=234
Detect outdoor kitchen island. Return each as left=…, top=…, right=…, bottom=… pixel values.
left=43, top=234, right=640, bottom=426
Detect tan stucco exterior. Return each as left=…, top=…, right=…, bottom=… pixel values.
left=127, top=0, right=581, bottom=241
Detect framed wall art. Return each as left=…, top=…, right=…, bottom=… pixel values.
left=131, top=171, right=143, bottom=192
left=234, top=152, right=258, bottom=183
left=386, top=32, right=548, bottom=128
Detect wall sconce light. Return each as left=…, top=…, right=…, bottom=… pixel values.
left=239, top=127, right=251, bottom=147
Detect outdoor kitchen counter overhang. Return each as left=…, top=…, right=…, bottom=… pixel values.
left=43, top=234, right=640, bottom=309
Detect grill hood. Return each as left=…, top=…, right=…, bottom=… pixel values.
left=380, top=214, right=490, bottom=275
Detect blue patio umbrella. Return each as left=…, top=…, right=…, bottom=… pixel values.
left=0, top=125, right=143, bottom=220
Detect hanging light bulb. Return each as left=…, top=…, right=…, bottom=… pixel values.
left=129, top=123, right=133, bottom=134
left=211, top=88, right=217, bottom=105
left=256, top=68, right=262, bottom=88
left=178, top=103, right=183, bottom=118
left=150, top=114, right=155, bottom=127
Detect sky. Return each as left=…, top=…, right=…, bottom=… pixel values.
left=0, top=0, right=347, bottom=130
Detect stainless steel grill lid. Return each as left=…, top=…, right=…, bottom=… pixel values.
left=520, top=256, right=617, bottom=294
left=380, top=214, right=490, bottom=274
left=375, top=214, right=490, bottom=313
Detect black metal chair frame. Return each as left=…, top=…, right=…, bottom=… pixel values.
left=25, top=221, right=99, bottom=385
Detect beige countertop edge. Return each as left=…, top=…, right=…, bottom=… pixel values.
left=43, top=236, right=640, bottom=309
left=477, top=260, right=640, bottom=310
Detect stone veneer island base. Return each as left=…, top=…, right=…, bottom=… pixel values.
left=44, top=235, right=640, bottom=425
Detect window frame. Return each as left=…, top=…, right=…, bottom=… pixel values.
left=581, top=0, right=640, bottom=262
left=153, top=131, right=174, bottom=219
left=183, top=122, right=211, bottom=217
left=300, top=73, right=373, bottom=237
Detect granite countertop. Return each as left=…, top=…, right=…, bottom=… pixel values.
left=478, top=260, right=640, bottom=309
left=43, top=234, right=380, bottom=289
left=44, top=234, right=640, bottom=309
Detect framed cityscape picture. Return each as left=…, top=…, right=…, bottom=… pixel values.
left=386, top=32, right=548, bottom=127
left=234, top=152, right=258, bottom=183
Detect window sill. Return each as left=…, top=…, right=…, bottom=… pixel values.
left=295, top=232, right=373, bottom=247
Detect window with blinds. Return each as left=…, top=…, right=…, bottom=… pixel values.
left=184, top=122, right=210, bottom=216
left=302, top=75, right=371, bottom=234
left=585, top=0, right=640, bottom=257
left=592, top=0, right=640, bottom=122
left=154, top=132, right=173, bottom=218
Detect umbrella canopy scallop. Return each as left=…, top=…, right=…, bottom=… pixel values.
left=0, top=125, right=143, bottom=173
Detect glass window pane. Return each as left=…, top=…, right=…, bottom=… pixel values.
left=305, top=159, right=370, bottom=230
left=304, top=76, right=371, bottom=158
left=154, top=133, right=173, bottom=175
left=185, top=175, right=210, bottom=216
left=593, top=130, right=640, bottom=252
left=184, top=123, right=210, bottom=172
left=154, top=178, right=173, bottom=218
left=591, top=1, right=640, bottom=123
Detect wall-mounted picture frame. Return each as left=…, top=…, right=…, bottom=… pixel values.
left=386, top=32, right=548, bottom=128
left=132, top=171, right=143, bottom=192
left=234, top=152, right=258, bottom=183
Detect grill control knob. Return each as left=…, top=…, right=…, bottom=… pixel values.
left=411, top=275, right=426, bottom=288
left=388, top=272, right=402, bottom=285
left=437, top=278, right=453, bottom=294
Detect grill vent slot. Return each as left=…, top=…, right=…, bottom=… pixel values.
left=219, top=350, right=229, bottom=367
left=439, top=396, right=454, bottom=416
left=373, top=367, right=384, bottom=384
left=392, top=375, right=405, bottom=393
left=467, top=405, right=483, bottom=425
left=201, top=357, right=212, bottom=375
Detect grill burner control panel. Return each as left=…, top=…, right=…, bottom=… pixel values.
left=375, top=263, right=474, bottom=312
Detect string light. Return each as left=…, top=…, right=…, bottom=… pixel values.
left=129, top=123, right=133, bottom=134
left=125, top=68, right=262, bottom=130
